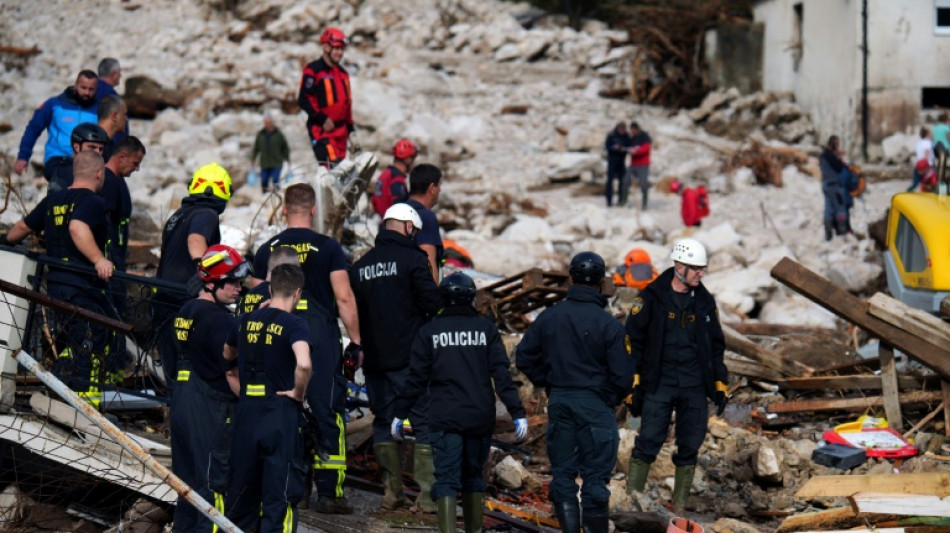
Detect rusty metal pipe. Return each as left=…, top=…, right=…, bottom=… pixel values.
left=12, top=349, right=242, bottom=533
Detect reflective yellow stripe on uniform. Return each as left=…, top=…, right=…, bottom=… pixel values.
left=283, top=503, right=294, bottom=533
left=246, top=384, right=266, bottom=397
left=177, top=370, right=191, bottom=382
left=212, top=492, right=225, bottom=533
left=295, top=299, right=308, bottom=311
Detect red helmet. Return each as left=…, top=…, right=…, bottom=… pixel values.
left=320, top=27, right=347, bottom=47
left=669, top=178, right=683, bottom=194
left=197, top=244, right=250, bottom=282
left=392, top=139, right=418, bottom=160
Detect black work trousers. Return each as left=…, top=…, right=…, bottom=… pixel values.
left=632, top=384, right=708, bottom=466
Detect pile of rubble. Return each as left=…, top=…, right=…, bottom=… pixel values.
left=690, top=88, right=817, bottom=146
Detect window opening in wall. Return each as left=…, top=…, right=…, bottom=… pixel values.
left=792, top=3, right=803, bottom=71
left=922, top=87, right=950, bottom=108
left=937, top=0, right=950, bottom=34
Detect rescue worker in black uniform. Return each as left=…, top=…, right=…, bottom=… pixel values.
left=154, top=163, right=232, bottom=397
left=170, top=244, right=248, bottom=532
left=516, top=252, right=632, bottom=533
left=3, top=151, right=115, bottom=407
left=239, top=246, right=299, bottom=315
left=250, top=183, right=362, bottom=514
left=224, top=263, right=312, bottom=533
left=350, top=203, right=441, bottom=512
left=48, top=122, right=110, bottom=191
left=625, top=238, right=728, bottom=511
left=391, top=273, right=528, bottom=533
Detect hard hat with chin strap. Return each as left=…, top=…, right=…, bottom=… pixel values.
left=383, top=203, right=423, bottom=230
left=670, top=238, right=707, bottom=267
left=188, top=162, right=232, bottom=202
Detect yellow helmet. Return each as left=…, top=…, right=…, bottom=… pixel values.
left=188, top=162, right=232, bottom=201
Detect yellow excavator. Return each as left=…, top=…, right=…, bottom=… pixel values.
left=883, top=143, right=950, bottom=315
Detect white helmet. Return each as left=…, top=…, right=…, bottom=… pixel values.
left=670, top=238, right=708, bottom=267
left=383, top=203, right=423, bottom=230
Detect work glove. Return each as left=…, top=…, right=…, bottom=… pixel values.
left=514, top=418, right=528, bottom=442
left=624, top=375, right=644, bottom=417
left=714, top=381, right=730, bottom=417
left=391, top=417, right=404, bottom=442
left=342, top=341, right=362, bottom=381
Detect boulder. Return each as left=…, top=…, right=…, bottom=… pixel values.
left=881, top=132, right=915, bottom=163
left=492, top=455, right=541, bottom=490
left=753, top=442, right=784, bottom=485
left=545, top=152, right=602, bottom=183
left=692, top=222, right=742, bottom=255
left=499, top=215, right=554, bottom=242
left=758, top=290, right=837, bottom=326
left=824, top=256, right=883, bottom=293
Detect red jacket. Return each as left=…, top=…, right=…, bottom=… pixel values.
left=298, top=57, right=353, bottom=160
left=629, top=131, right=652, bottom=166
left=681, top=186, right=710, bottom=227
left=371, top=165, right=408, bottom=217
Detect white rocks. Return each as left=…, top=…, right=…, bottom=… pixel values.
left=210, top=112, right=262, bottom=142
left=753, top=442, right=783, bottom=484
left=692, top=222, right=742, bottom=256
left=824, top=256, right=883, bottom=293
left=492, top=455, right=541, bottom=491
left=616, top=428, right=637, bottom=474
left=545, top=152, right=602, bottom=182
left=881, top=132, right=916, bottom=163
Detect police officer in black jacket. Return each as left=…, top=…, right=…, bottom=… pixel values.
left=350, top=203, right=441, bottom=511
left=516, top=252, right=633, bottom=533
left=625, top=238, right=728, bottom=512
left=391, top=273, right=527, bottom=533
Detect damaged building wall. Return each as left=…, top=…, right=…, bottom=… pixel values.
left=704, top=21, right=764, bottom=95
left=755, top=0, right=950, bottom=159
left=754, top=0, right=858, bottom=154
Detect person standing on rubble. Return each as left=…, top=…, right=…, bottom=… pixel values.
left=250, top=183, right=362, bottom=515
left=154, top=163, right=232, bottom=397
left=516, top=252, right=633, bottom=533
left=404, top=163, right=444, bottom=281
left=371, top=139, right=418, bottom=217
left=391, top=272, right=528, bottom=533
left=249, top=114, right=291, bottom=194
left=350, top=203, right=441, bottom=512
left=298, top=27, right=354, bottom=167
left=224, top=263, right=312, bottom=533
left=169, top=244, right=247, bottom=532
left=2, top=152, right=115, bottom=406
left=627, top=122, right=653, bottom=210
left=604, top=122, right=629, bottom=207
left=819, top=136, right=848, bottom=240
left=625, top=238, right=728, bottom=512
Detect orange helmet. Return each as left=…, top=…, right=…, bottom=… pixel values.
left=320, top=27, right=347, bottom=47
left=624, top=248, right=652, bottom=267
left=393, top=139, right=418, bottom=160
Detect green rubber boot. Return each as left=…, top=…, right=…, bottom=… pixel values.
left=671, top=464, right=696, bottom=511
left=437, top=496, right=458, bottom=533
left=413, top=444, right=437, bottom=512
left=626, top=457, right=652, bottom=494
left=373, top=442, right=408, bottom=511
left=461, top=492, right=484, bottom=533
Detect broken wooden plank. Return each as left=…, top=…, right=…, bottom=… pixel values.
left=726, top=322, right=838, bottom=337
left=776, top=506, right=865, bottom=533
left=777, top=374, right=934, bottom=391
left=722, top=323, right=814, bottom=377
left=904, top=402, right=945, bottom=439
left=767, top=391, right=942, bottom=414
left=879, top=343, right=903, bottom=430
left=0, top=45, right=41, bottom=56
left=770, top=258, right=950, bottom=380
left=868, top=292, right=950, bottom=349
left=815, top=358, right=881, bottom=375
left=849, top=492, right=950, bottom=517
left=725, top=354, right=785, bottom=382
left=796, top=473, right=950, bottom=499
left=943, top=381, right=950, bottom=438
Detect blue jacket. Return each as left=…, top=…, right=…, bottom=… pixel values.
left=605, top=128, right=630, bottom=166
left=18, top=87, right=98, bottom=162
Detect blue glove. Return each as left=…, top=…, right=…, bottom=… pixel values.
left=514, top=418, right=528, bottom=442
left=391, top=417, right=404, bottom=442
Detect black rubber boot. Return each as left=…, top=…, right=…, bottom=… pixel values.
left=461, top=492, right=484, bottom=533
left=582, top=505, right=610, bottom=533
left=553, top=501, right=581, bottom=533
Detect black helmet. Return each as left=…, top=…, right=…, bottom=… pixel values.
left=440, top=272, right=477, bottom=306
left=70, top=122, right=109, bottom=146
left=569, top=251, right=606, bottom=285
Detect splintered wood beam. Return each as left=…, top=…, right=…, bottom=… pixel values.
left=725, top=322, right=838, bottom=337
left=795, top=473, right=950, bottom=499
left=867, top=292, right=950, bottom=349
left=722, top=323, right=813, bottom=377
left=725, top=355, right=785, bottom=382
left=766, top=391, right=942, bottom=414
left=777, top=375, right=935, bottom=391
left=879, top=343, right=904, bottom=430
left=770, top=257, right=950, bottom=380
left=849, top=492, right=950, bottom=517
left=814, top=358, right=881, bottom=375
left=777, top=507, right=874, bottom=533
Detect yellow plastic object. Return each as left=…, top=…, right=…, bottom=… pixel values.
left=886, top=192, right=950, bottom=291
left=834, top=415, right=888, bottom=433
